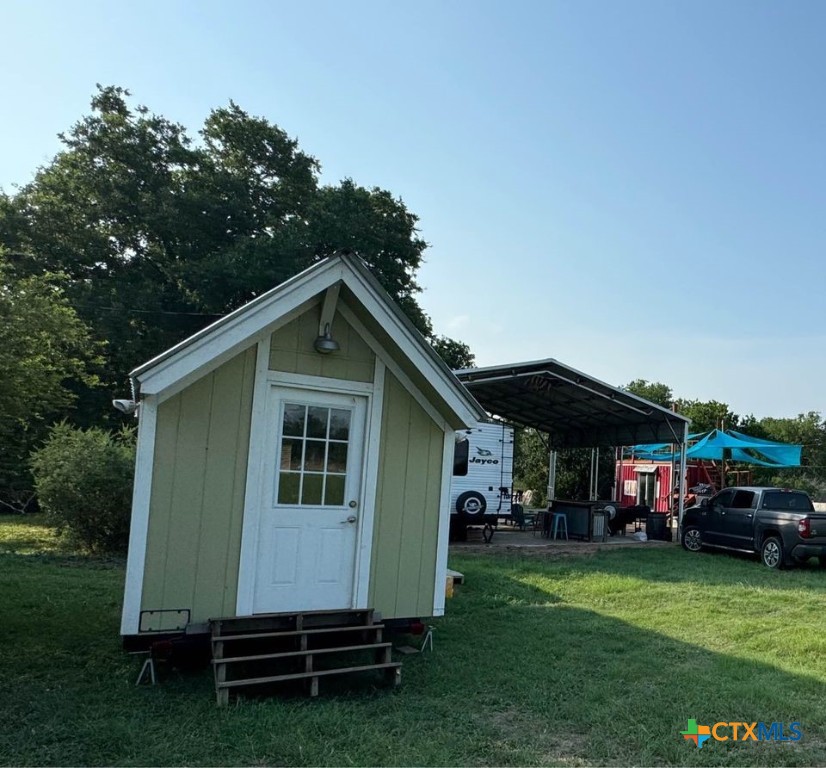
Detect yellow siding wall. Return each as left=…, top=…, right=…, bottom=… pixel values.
left=140, top=347, right=256, bottom=627
left=369, top=369, right=445, bottom=618
left=269, top=306, right=374, bottom=381
left=140, top=308, right=447, bottom=626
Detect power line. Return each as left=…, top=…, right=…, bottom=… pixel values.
left=73, top=303, right=223, bottom=318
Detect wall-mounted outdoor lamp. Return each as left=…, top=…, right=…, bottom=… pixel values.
left=313, top=322, right=340, bottom=354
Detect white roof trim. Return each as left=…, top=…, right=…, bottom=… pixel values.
left=132, top=254, right=484, bottom=427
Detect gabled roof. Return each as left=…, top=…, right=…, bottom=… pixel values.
left=454, top=359, right=690, bottom=448
left=133, top=253, right=485, bottom=428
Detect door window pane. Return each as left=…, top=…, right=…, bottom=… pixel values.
left=302, top=473, right=324, bottom=505
left=329, top=409, right=351, bottom=440
left=275, top=400, right=354, bottom=507
left=325, top=475, right=346, bottom=506
left=280, top=439, right=303, bottom=471
left=304, top=440, right=326, bottom=472
left=282, top=404, right=305, bottom=437
left=327, top=443, right=348, bottom=473
left=277, top=472, right=301, bottom=504
left=306, top=407, right=328, bottom=439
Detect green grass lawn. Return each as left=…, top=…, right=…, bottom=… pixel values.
left=2, top=515, right=826, bottom=766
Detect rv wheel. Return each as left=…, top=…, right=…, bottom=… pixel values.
left=456, top=491, right=487, bottom=517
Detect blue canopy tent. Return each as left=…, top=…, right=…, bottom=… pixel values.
left=623, top=429, right=802, bottom=529
left=626, top=429, right=802, bottom=468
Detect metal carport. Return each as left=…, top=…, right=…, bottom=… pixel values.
left=454, top=359, right=691, bottom=525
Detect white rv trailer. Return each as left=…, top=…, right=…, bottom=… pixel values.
left=450, top=420, right=514, bottom=539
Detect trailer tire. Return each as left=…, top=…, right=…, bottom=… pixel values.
left=456, top=491, right=486, bottom=518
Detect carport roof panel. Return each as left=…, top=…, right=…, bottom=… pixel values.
left=454, top=359, right=690, bottom=448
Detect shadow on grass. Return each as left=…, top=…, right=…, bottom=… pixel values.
left=436, top=557, right=826, bottom=766
left=453, top=541, right=826, bottom=594
left=1, top=547, right=825, bottom=766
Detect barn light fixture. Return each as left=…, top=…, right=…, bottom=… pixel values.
left=313, top=323, right=340, bottom=354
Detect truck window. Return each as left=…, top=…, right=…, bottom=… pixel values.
left=453, top=439, right=469, bottom=477
left=731, top=490, right=755, bottom=509
left=762, top=491, right=814, bottom=512
left=712, top=490, right=735, bottom=508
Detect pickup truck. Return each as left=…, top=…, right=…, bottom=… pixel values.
left=681, top=486, right=826, bottom=569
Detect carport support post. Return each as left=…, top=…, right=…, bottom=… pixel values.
left=547, top=445, right=557, bottom=504
left=589, top=448, right=599, bottom=500
left=678, top=421, right=688, bottom=534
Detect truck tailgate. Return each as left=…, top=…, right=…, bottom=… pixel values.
left=807, top=515, right=826, bottom=541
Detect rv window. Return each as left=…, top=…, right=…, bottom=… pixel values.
left=453, top=440, right=469, bottom=476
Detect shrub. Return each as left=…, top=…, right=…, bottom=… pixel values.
left=30, top=423, right=136, bottom=553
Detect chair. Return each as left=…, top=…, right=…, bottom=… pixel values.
left=511, top=503, right=536, bottom=531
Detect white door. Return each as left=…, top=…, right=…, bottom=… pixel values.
left=253, top=386, right=367, bottom=614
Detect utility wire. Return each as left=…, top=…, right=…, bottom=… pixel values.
left=72, top=303, right=223, bottom=317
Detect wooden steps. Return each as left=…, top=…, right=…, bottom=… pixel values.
left=210, top=609, right=401, bottom=704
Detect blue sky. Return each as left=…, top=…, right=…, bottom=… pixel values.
left=2, top=0, right=824, bottom=418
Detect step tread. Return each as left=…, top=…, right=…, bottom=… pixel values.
left=210, top=608, right=373, bottom=623
left=216, top=662, right=402, bottom=689
left=212, top=642, right=392, bottom=664
left=212, top=624, right=384, bottom=643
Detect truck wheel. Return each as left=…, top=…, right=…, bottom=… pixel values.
left=456, top=491, right=486, bottom=518
left=681, top=526, right=703, bottom=552
left=761, top=536, right=785, bottom=569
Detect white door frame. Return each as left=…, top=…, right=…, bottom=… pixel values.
left=235, top=338, right=383, bottom=616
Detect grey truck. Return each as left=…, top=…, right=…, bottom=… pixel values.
left=681, top=486, right=826, bottom=569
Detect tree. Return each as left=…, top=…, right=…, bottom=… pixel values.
left=513, top=428, right=549, bottom=504
left=0, top=254, right=100, bottom=509
left=30, top=423, right=135, bottom=552
left=430, top=335, right=475, bottom=370
left=675, top=399, right=739, bottom=434
left=0, top=86, right=471, bottom=404
left=512, top=429, right=614, bottom=504
left=624, top=379, right=673, bottom=408
left=751, top=412, right=826, bottom=499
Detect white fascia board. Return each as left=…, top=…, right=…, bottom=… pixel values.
left=120, top=394, right=159, bottom=635
left=432, top=428, right=455, bottom=617
left=135, top=260, right=346, bottom=397
left=344, top=271, right=484, bottom=428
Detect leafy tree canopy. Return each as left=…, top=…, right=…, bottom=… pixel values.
left=0, top=85, right=470, bottom=399
left=0, top=253, right=101, bottom=509
left=673, top=399, right=739, bottom=434
left=431, top=335, right=475, bottom=370
left=623, top=379, right=673, bottom=408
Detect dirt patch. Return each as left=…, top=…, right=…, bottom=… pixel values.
left=486, top=707, right=592, bottom=765
left=450, top=528, right=675, bottom=558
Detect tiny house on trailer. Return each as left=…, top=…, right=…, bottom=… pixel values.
left=120, top=252, right=484, bottom=649
left=615, top=460, right=709, bottom=513
left=450, top=421, right=514, bottom=537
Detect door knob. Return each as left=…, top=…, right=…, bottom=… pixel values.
left=341, top=515, right=357, bottom=524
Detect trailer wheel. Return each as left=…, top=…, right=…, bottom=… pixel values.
left=456, top=491, right=486, bottom=517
